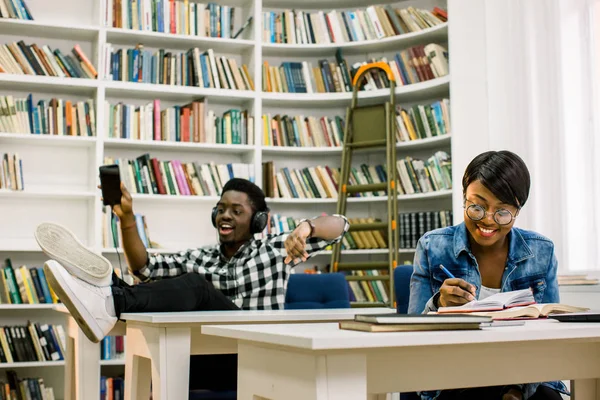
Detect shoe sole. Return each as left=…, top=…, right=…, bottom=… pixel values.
left=44, top=262, right=103, bottom=343
left=35, top=222, right=112, bottom=286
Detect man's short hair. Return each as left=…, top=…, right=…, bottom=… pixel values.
left=221, top=178, right=268, bottom=212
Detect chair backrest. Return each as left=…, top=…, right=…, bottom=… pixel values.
left=285, top=273, right=351, bottom=309
left=394, top=265, right=414, bottom=314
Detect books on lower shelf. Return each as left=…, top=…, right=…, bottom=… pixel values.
left=2, top=371, right=56, bottom=400
left=100, top=375, right=124, bottom=400
left=345, top=270, right=390, bottom=304
left=344, top=218, right=387, bottom=250
left=262, top=5, right=447, bottom=45
left=103, top=209, right=155, bottom=250
left=0, top=259, right=59, bottom=305
left=104, top=155, right=255, bottom=196
left=0, top=153, right=24, bottom=191
left=262, top=113, right=345, bottom=148
left=106, top=98, right=253, bottom=144
left=105, top=0, right=243, bottom=39
left=0, top=0, right=34, bottom=20
left=101, top=335, right=125, bottom=361
left=399, top=210, right=453, bottom=249
left=396, top=99, right=450, bottom=141
left=0, top=322, right=66, bottom=363
left=1, top=94, right=96, bottom=136
left=103, top=44, right=255, bottom=91
left=0, top=41, right=97, bottom=79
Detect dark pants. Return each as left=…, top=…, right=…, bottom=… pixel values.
left=437, top=384, right=564, bottom=400
left=111, top=273, right=240, bottom=391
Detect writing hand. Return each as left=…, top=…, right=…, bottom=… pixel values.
left=438, top=278, right=477, bottom=307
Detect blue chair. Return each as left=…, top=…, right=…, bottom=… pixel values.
left=285, top=272, right=351, bottom=309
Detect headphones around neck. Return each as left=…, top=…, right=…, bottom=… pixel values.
left=211, top=206, right=270, bottom=235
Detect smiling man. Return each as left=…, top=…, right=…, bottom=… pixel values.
left=35, top=178, right=349, bottom=343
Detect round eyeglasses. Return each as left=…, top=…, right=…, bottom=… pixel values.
left=464, top=200, right=518, bottom=226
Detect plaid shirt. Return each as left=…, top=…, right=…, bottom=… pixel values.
left=134, top=215, right=349, bottom=310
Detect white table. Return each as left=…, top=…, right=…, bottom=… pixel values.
left=202, top=320, right=600, bottom=400
left=120, top=308, right=392, bottom=400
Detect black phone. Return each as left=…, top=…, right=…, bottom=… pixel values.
left=99, top=164, right=122, bottom=206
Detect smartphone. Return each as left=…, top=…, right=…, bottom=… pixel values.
left=99, top=164, right=122, bottom=206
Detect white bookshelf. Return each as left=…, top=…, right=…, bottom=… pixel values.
left=0, top=0, right=451, bottom=397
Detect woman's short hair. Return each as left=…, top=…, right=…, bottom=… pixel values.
left=462, top=150, right=531, bottom=208
left=221, top=178, right=268, bottom=212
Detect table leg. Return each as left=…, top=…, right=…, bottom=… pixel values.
left=572, top=379, right=600, bottom=400
left=125, top=352, right=152, bottom=400
left=65, top=316, right=100, bottom=400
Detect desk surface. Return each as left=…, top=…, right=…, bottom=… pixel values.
left=202, top=320, right=600, bottom=350
left=120, top=307, right=393, bottom=324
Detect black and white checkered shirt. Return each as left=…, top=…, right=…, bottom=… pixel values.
left=134, top=215, right=349, bottom=310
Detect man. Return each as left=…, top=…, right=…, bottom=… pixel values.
left=35, top=178, right=349, bottom=343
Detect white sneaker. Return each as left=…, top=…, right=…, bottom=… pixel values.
left=44, top=260, right=117, bottom=343
left=35, top=222, right=113, bottom=287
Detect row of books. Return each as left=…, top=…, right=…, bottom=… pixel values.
left=0, top=0, right=33, bottom=20
left=104, top=155, right=255, bottom=196
left=100, top=376, right=124, bottom=400
left=396, top=99, right=450, bottom=141
left=1, top=371, right=56, bottom=400
left=0, top=260, right=58, bottom=305
left=106, top=99, right=253, bottom=145
left=103, top=44, right=255, bottom=91
left=0, top=322, right=65, bottom=363
left=262, top=114, right=344, bottom=148
left=0, top=41, right=97, bottom=79
left=106, top=0, right=243, bottom=39
left=399, top=210, right=453, bottom=249
left=0, top=94, right=96, bottom=136
left=262, top=44, right=448, bottom=93
left=101, top=335, right=125, bottom=361
left=397, top=152, right=453, bottom=195
left=103, top=209, right=155, bottom=249
left=345, top=270, right=389, bottom=304
left=262, top=6, right=446, bottom=45
left=0, top=153, right=24, bottom=191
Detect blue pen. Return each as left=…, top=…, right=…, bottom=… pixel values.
left=439, top=264, right=455, bottom=279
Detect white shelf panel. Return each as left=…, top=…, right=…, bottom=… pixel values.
left=261, top=76, right=450, bottom=107
left=261, top=135, right=451, bottom=155
left=130, top=193, right=220, bottom=203
left=0, top=18, right=99, bottom=40
left=262, top=24, right=448, bottom=57
left=103, top=80, right=255, bottom=104
left=317, top=248, right=416, bottom=256
left=267, top=189, right=452, bottom=204
left=0, top=304, right=58, bottom=310
left=0, top=74, right=99, bottom=95
left=104, top=138, right=255, bottom=154
left=0, top=190, right=95, bottom=200
left=100, top=359, right=125, bottom=366
left=0, top=361, right=65, bottom=368
left=106, top=28, right=255, bottom=53
left=0, top=132, right=97, bottom=147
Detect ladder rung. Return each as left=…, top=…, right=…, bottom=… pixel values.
left=349, top=222, right=387, bottom=231
left=337, top=261, right=389, bottom=271
left=346, top=275, right=390, bottom=282
left=345, top=183, right=387, bottom=194
left=346, top=140, right=387, bottom=149
left=351, top=302, right=388, bottom=308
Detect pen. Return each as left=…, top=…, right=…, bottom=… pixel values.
left=439, top=264, right=455, bottom=279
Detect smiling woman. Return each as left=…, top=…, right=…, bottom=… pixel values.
left=407, top=150, right=568, bottom=400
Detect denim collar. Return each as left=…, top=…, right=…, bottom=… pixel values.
left=453, top=222, right=534, bottom=263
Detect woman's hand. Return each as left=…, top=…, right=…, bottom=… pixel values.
left=438, top=278, right=477, bottom=307
left=284, top=221, right=311, bottom=264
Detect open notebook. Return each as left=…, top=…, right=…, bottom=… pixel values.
left=468, top=303, right=590, bottom=320
left=437, top=288, right=535, bottom=313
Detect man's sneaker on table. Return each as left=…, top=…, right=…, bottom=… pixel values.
left=35, top=222, right=113, bottom=287
left=43, top=260, right=117, bottom=343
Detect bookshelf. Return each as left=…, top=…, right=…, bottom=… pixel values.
left=0, top=0, right=451, bottom=397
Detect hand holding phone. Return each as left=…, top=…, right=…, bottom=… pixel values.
left=99, top=165, right=122, bottom=207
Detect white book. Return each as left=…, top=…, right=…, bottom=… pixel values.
left=366, top=7, right=386, bottom=39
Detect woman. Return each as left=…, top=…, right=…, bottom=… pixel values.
left=408, top=150, right=568, bottom=400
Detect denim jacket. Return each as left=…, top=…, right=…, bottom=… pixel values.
left=408, top=222, right=569, bottom=400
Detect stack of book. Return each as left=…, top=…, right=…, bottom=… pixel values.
left=262, top=6, right=447, bottom=44
left=105, top=0, right=242, bottom=39
left=0, top=259, right=59, bottom=304
left=0, top=41, right=97, bottom=79
left=0, top=322, right=66, bottom=363
left=104, top=155, right=255, bottom=197
left=103, top=210, right=154, bottom=250
left=106, top=99, right=253, bottom=145
left=0, top=153, right=24, bottom=191
left=103, top=44, right=254, bottom=91
left=100, top=335, right=125, bottom=361
left=399, top=210, right=454, bottom=249
left=0, top=0, right=34, bottom=19
left=1, top=371, right=56, bottom=400
left=262, top=45, right=448, bottom=93
left=100, top=376, right=124, bottom=400
left=262, top=114, right=344, bottom=147
left=396, top=99, right=450, bottom=141
left=340, top=313, right=490, bottom=332
left=0, top=94, right=96, bottom=136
